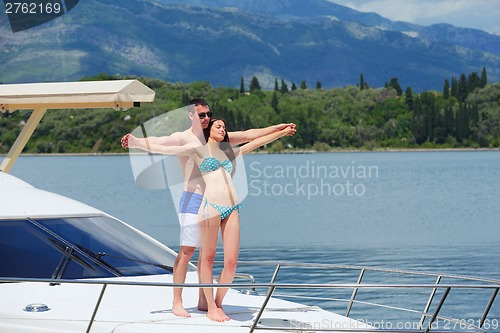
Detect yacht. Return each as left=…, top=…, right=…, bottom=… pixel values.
left=0, top=80, right=498, bottom=333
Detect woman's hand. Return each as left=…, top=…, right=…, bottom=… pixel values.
left=121, top=133, right=140, bottom=149
left=280, top=125, right=297, bottom=137
left=275, top=123, right=297, bottom=136
left=121, top=134, right=131, bottom=149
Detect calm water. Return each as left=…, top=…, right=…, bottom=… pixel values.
left=9, top=151, right=500, bottom=329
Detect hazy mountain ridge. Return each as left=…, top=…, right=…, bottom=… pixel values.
left=0, top=0, right=499, bottom=91
left=155, top=0, right=500, bottom=55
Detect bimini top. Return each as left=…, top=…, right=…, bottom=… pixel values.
left=0, top=79, right=155, bottom=173
left=0, top=79, right=155, bottom=112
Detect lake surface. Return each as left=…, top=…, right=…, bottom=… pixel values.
left=10, top=151, right=500, bottom=249
left=8, top=151, right=500, bottom=330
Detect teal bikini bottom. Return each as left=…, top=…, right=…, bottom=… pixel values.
left=203, top=198, right=242, bottom=220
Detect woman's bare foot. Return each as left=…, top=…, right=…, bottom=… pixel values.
left=206, top=307, right=225, bottom=322
left=172, top=303, right=191, bottom=317
left=218, top=307, right=230, bottom=321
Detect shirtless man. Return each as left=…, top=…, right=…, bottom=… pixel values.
left=122, top=98, right=296, bottom=317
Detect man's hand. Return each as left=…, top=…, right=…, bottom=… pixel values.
left=276, top=123, right=297, bottom=136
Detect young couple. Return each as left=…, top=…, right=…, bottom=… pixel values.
left=122, top=99, right=296, bottom=322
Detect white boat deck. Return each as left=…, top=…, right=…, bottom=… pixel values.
left=2, top=262, right=498, bottom=333
left=0, top=272, right=369, bottom=333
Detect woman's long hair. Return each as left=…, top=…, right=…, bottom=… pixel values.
left=204, top=118, right=236, bottom=176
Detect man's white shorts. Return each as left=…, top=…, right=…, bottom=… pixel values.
left=178, top=191, right=203, bottom=247
left=179, top=213, right=200, bottom=247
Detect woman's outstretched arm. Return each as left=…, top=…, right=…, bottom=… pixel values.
left=238, top=125, right=295, bottom=155
left=229, top=123, right=296, bottom=145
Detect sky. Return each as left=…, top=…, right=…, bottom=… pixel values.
left=329, top=0, right=500, bottom=35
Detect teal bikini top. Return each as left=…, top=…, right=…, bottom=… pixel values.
left=199, top=157, right=233, bottom=174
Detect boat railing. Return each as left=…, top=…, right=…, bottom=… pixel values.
left=1, top=261, right=499, bottom=333
left=226, top=261, right=500, bottom=333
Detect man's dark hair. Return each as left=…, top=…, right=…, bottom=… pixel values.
left=188, top=98, right=209, bottom=107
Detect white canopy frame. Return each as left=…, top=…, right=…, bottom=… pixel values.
left=0, top=80, right=155, bottom=173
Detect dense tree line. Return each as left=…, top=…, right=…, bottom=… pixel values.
left=0, top=70, right=499, bottom=154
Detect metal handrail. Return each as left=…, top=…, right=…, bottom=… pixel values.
left=346, top=268, right=365, bottom=317
left=1, top=261, right=498, bottom=333
left=220, top=260, right=500, bottom=284
left=419, top=275, right=442, bottom=329
left=86, top=284, right=107, bottom=333
left=222, top=261, right=500, bottom=333
left=249, top=264, right=281, bottom=333
left=2, top=277, right=498, bottom=289
left=225, top=261, right=499, bottom=332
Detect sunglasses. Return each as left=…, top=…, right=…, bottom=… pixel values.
left=198, top=111, right=213, bottom=119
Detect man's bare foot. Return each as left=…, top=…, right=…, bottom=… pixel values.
left=172, top=303, right=191, bottom=317
left=206, top=307, right=225, bottom=322
left=197, top=298, right=208, bottom=312
left=218, top=307, right=230, bottom=321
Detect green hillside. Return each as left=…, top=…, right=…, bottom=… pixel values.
left=1, top=73, right=499, bottom=154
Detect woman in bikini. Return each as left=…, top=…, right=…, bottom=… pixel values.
left=129, top=118, right=295, bottom=322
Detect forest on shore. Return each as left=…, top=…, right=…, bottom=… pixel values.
left=1, top=70, right=499, bottom=154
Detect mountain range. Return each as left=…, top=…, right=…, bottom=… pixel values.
left=1, top=0, right=499, bottom=91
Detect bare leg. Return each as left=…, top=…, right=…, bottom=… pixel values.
left=197, top=248, right=208, bottom=311
left=215, top=212, right=240, bottom=321
left=172, top=246, right=195, bottom=317
left=199, top=211, right=225, bottom=322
